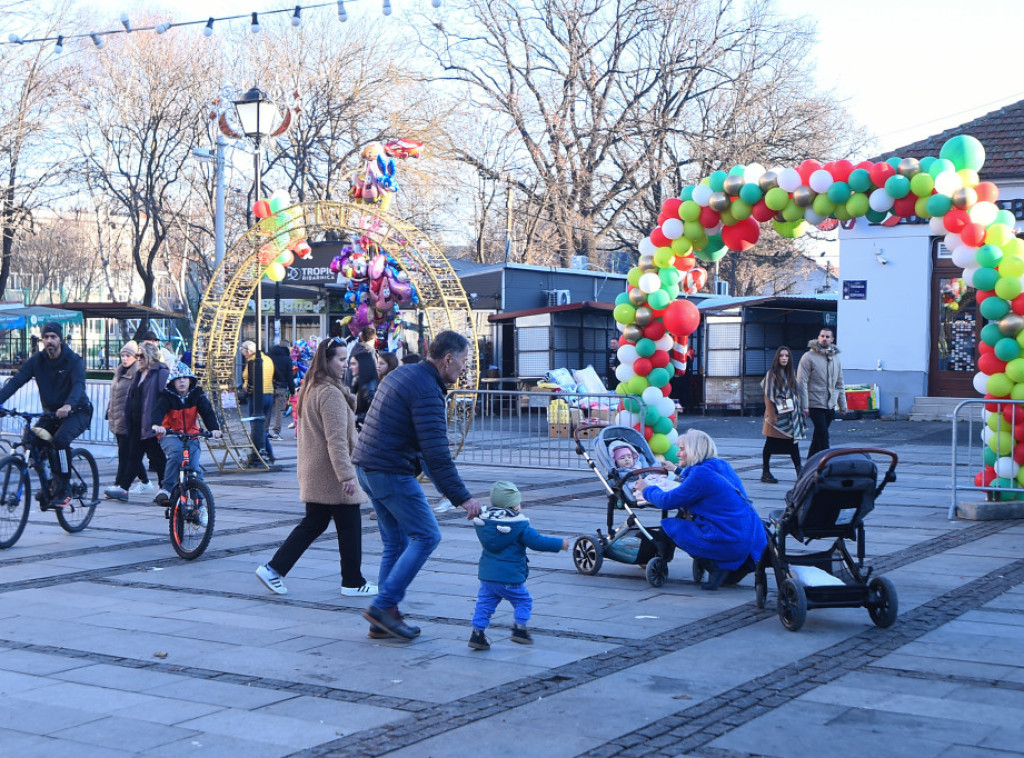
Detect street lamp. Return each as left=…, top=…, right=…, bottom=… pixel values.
left=233, top=86, right=281, bottom=462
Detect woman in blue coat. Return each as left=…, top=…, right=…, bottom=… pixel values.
left=634, top=429, right=766, bottom=590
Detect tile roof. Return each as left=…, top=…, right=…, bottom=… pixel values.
left=872, top=98, right=1024, bottom=180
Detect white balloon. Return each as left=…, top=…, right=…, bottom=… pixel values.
left=777, top=168, right=802, bottom=192
left=692, top=185, right=713, bottom=207
left=929, top=216, right=948, bottom=235
left=615, top=410, right=635, bottom=427
left=667, top=428, right=680, bottom=444
left=743, top=163, right=766, bottom=184
left=661, top=217, right=683, bottom=240
left=638, top=272, right=662, bottom=294
left=944, top=232, right=963, bottom=251
left=658, top=396, right=676, bottom=416
left=642, top=386, right=663, bottom=407
left=934, top=170, right=962, bottom=196
left=809, top=169, right=834, bottom=194
left=868, top=188, right=894, bottom=213
left=969, top=201, right=999, bottom=227
left=961, top=265, right=978, bottom=288
left=616, top=321, right=625, bottom=332
left=615, top=363, right=636, bottom=382
left=707, top=223, right=723, bottom=237
left=950, top=245, right=978, bottom=269
left=638, top=237, right=656, bottom=257
left=974, top=372, right=990, bottom=395
left=617, top=344, right=638, bottom=364
left=655, top=334, right=674, bottom=351
left=995, top=457, right=1020, bottom=480
left=270, top=188, right=291, bottom=205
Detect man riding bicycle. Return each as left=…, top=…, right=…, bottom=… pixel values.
left=0, top=321, right=93, bottom=508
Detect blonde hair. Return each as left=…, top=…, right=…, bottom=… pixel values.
left=680, top=429, right=717, bottom=466
left=137, top=342, right=162, bottom=365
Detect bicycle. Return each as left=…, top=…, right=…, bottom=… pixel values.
left=0, top=408, right=99, bottom=549
left=160, top=430, right=216, bottom=560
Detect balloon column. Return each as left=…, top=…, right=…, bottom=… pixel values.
left=330, top=237, right=419, bottom=338
left=253, top=189, right=313, bottom=283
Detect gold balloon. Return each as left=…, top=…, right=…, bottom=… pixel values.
left=999, top=314, right=1024, bottom=337
left=624, top=324, right=644, bottom=342
left=708, top=191, right=731, bottom=212
left=758, top=171, right=778, bottom=193
left=723, top=175, right=744, bottom=197
left=792, top=186, right=816, bottom=207
left=634, top=307, right=653, bottom=327
left=628, top=288, right=647, bottom=307
left=638, top=254, right=654, bottom=268
left=951, top=187, right=978, bottom=209
left=640, top=259, right=660, bottom=273
left=897, top=158, right=921, bottom=178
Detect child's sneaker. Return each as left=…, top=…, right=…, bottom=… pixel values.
left=153, top=489, right=171, bottom=506
left=197, top=505, right=209, bottom=528
left=129, top=481, right=154, bottom=495
left=510, top=624, right=533, bottom=645
left=468, top=629, right=490, bottom=650
left=255, top=564, right=287, bottom=595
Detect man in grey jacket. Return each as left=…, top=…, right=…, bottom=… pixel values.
left=796, top=327, right=847, bottom=458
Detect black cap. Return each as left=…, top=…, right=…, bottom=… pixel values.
left=41, top=321, right=62, bottom=339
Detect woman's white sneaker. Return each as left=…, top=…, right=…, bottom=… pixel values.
left=255, top=564, right=288, bottom=595
left=341, top=583, right=378, bottom=597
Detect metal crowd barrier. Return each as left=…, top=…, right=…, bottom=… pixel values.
left=0, top=376, right=117, bottom=445
left=950, top=397, right=1023, bottom=518
left=446, top=389, right=647, bottom=470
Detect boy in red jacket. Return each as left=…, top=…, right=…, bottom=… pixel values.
left=151, top=362, right=221, bottom=506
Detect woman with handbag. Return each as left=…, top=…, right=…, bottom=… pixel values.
left=760, top=345, right=805, bottom=483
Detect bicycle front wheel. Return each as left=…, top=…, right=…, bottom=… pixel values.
left=56, top=448, right=99, bottom=533
left=168, top=479, right=215, bottom=560
left=0, top=456, right=30, bottom=549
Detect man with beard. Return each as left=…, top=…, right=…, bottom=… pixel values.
left=0, top=322, right=93, bottom=508
left=796, top=326, right=847, bottom=458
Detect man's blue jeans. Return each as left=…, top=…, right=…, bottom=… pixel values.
left=356, top=466, right=441, bottom=610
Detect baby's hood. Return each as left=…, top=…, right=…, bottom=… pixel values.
left=473, top=507, right=529, bottom=547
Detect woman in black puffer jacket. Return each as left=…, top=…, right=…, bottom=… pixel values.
left=350, top=351, right=379, bottom=430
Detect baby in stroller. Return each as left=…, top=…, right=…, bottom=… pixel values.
left=609, top=441, right=676, bottom=493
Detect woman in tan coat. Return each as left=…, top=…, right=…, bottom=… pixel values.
left=255, top=337, right=377, bottom=597
left=760, top=346, right=805, bottom=483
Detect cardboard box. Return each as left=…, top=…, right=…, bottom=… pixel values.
left=846, top=390, right=871, bottom=410
left=587, top=407, right=615, bottom=423
left=576, top=422, right=602, bottom=439
left=549, top=423, right=571, bottom=438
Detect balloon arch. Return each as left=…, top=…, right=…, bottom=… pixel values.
left=613, top=135, right=1020, bottom=484
left=192, top=201, right=478, bottom=472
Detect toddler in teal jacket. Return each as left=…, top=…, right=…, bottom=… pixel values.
left=468, top=481, right=567, bottom=650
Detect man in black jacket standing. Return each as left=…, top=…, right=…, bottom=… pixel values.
left=0, top=321, right=92, bottom=508
left=268, top=341, right=295, bottom=441
left=353, top=330, right=481, bottom=641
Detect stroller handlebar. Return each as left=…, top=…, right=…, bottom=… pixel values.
left=809, top=447, right=898, bottom=499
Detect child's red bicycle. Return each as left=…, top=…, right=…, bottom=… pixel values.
left=162, top=430, right=216, bottom=560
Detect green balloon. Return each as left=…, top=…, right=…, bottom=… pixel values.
left=665, top=444, right=680, bottom=464
left=1005, top=355, right=1024, bottom=381
left=647, top=289, right=670, bottom=310
left=982, top=322, right=1004, bottom=346
left=846, top=193, right=870, bottom=217
left=865, top=209, right=888, bottom=223
left=886, top=157, right=902, bottom=170
left=644, top=405, right=662, bottom=425
left=680, top=200, right=701, bottom=222
left=909, top=173, right=934, bottom=197
left=812, top=195, right=837, bottom=216
left=995, top=209, right=1017, bottom=227
left=826, top=181, right=851, bottom=204
left=680, top=186, right=695, bottom=202
left=988, top=428, right=1014, bottom=454
left=671, top=237, right=692, bottom=255
left=781, top=201, right=805, bottom=222
left=974, top=267, right=1000, bottom=291
left=997, top=338, right=1022, bottom=363
left=730, top=200, right=753, bottom=220
left=622, top=395, right=642, bottom=413
left=729, top=164, right=745, bottom=176
left=739, top=184, right=763, bottom=204
left=694, top=244, right=726, bottom=263
left=648, top=367, right=671, bottom=389
left=664, top=284, right=680, bottom=300
left=615, top=292, right=631, bottom=307
left=996, top=276, right=1023, bottom=301
left=1000, top=255, right=1024, bottom=279
left=927, top=158, right=955, bottom=179
left=773, top=219, right=809, bottom=238
left=636, top=338, right=656, bottom=358
left=983, top=447, right=998, bottom=466
left=627, top=375, right=649, bottom=395
left=708, top=170, right=728, bottom=192
left=660, top=267, right=681, bottom=285
left=683, top=220, right=706, bottom=242
left=884, top=175, right=910, bottom=199
left=613, top=303, right=636, bottom=325
left=652, top=414, right=674, bottom=434
left=940, top=134, right=986, bottom=172
left=833, top=204, right=852, bottom=221
left=848, top=169, right=872, bottom=192
left=627, top=266, right=642, bottom=287
left=920, top=156, right=936, bottom=173
left=979, top=294, right=1009, bottom=320
left=653, top=247, right=675, bottom=268
left=764, top=187, right=789, bottom=211
left=925, top=194, right=952, bottom=217
left=977, top=244, right=1004, bottom=268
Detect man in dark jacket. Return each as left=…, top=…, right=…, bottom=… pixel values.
left=0, top=321, right=93, bottom=508
left=268, top=341, right=296, bottom=440
left=353, top=330, right=482, bottom=641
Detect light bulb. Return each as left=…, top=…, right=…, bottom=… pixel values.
left=203, top=18, right=214, bottom=37
left=251, top=12, right=261, bottom=33
left=156, top=22, right=171, bottom=34
left=432, top=0, right=441, bottom=7
left=383, top=0, right=392, bottom=15
left=291, top=6, right=301, bottom=27
left=7, top=33, right=22, bottom=44
left=120, top=13, right=131, bottom=32
left=54, top=35, right=64, bottom=54
left=90, top=33, right=104, bottom=48
left=337, top=0, right=347, bottom=21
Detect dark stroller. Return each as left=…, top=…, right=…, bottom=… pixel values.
left=570, top=424, right=677, bottom=587
left=755, top=447, right=899, bottom=632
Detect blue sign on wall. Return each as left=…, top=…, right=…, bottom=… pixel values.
left=843, top=280, right=867, bottom=300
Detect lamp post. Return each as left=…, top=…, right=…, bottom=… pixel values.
left=233, top=87, right=280, bottom=460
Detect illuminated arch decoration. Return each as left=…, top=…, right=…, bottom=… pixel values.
left=613, top=135, right=1021, bottom=477
left=193, top=201, right=478, bottom=471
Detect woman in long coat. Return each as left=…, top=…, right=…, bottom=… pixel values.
left=104, top=341, right=152, bottom=500
left=760, top=345, right=805, bottom=483
left=122, top=342, right=168, bottom=501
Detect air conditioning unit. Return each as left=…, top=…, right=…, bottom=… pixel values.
left=545, top=289, right=571, bottom=307
left=715, top=280, right=730, bottom=296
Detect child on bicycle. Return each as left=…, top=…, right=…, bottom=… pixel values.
left=151, top=362, right=221, bottom=506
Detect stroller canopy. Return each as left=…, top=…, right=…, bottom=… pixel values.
left=593, top=426, right=659, bottom=473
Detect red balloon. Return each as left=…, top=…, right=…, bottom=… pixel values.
left=974, top=467, right=997, bottom=487
left=618, top=334, right=631, bottom=347
left=868, top=162, right=895, bottom=188
left=1012, top=293, right=1024, bottom=316
left=662, top=299, right=701, bottom=338
left=657, top=211, right=673, bottom=225
left=649, top=228, right=670, bottom=248
left=943, top=208, right=970, bottom=233
left=979, top=341, right=995, bottom=355
left=831, top=160, right=854, bottom=182
left=975, top=182, right=999, bottom=203
left=650, top=350, right=671, bottom=369
left=662, top=197, right=683, bottom=219
left=674, top=255, right=696, bottom=272
left=698, top=207, right=721, bottom=228
left=643, top=425, right=654, bottom=441
left=978, top=353, right=1007, bottom=376
left=977, top=290, right=994, bottom=306
left=644, top=321, right=667, bottom=340
left=797, top=159, right=822, bottom=184
left=721, top=218, right=760, bottom=252
left=1014, top=443, right=1024, bottom=466
left=661, top=384, right=673, bottom=397
left=633, top=357, right=652, bottom=377
left=751, top=199, right=775, bottom=222
left=253, top=200, right=272, bottom=219
left=984, top=394, right=1001, bottom=412
left=960, top=223, right=986, bottom=247
left=892, top=196, right=917, bottom=217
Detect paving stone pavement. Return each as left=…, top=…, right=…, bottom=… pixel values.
left=1, top=417, right=1022, bottom=757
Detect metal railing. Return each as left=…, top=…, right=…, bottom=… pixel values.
left=0, top=376, right=116, bottom=445
left=446, top=389, right=648, bottom=470
left=950, top=398, right=1023, bottom=518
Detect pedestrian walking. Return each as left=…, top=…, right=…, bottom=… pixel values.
left=353, top=330, right=482, bottom=641
left=760, top=346, right=805, bottom=483
left=103, top=341, right=153, bottom=500
left=797, top=327, right=847, bottom=458
left=268, top=341, right=296, bottom=441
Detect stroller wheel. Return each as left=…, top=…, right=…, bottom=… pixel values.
left=573, top=536, right=603, bottom=576
left=777, top=577, right=807, bottom=632
left=867, top=576, right=898, bottom=628
left=645, top=557, right=668, bottom=588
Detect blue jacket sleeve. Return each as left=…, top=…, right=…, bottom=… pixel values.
left=521, top=526, right=564, bottom=553
left=415, top=391, right=472, bottom=505
left=66, top=355, right=89, bottom=409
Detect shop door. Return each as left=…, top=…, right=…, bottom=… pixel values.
left=929, top=238, right=978, bottom=396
